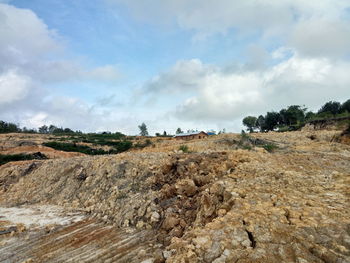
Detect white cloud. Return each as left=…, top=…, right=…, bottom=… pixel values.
left=1, top=1, right=349, bottom=134
left=0, top=3, right=120, bottom=84
left=23, top=112, right=49, bottom=128
left=0, top=70, right=31, bottom=105
left=111, top=0, right=350, bottom=58
left=142, top=55, right=350, bottom=123
left=0, top=3, right=60, bottom=63
left=290, top=18, right=350, bottom=58
left=141, top=59, right=214, bottom=95
left=0, top=3, right=123, bottom=132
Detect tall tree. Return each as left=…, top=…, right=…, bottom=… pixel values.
left=48, top=125, right=58, bottom=134
left=138, top=123, right=149, bottom=136
left=279, top=105, right=306, bottom=126
left=256, top=115, right=266, bottom=132
left=242, top=116, right=257, bottom=133
left=305, top=111, right=316, bottom=121
left=38, top=125, right=48, bottom=134
left=264, top=112, right=280, bottom=131
left=318, top=101, right=341, bottom=115
left=340, top=99, right=350, bottom=113
left=176, top=128, right=183, bottom=134
left=0, top=121, right=20, bottom=133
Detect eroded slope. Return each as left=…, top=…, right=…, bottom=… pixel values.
left=0, top=130, right=349, bottom=262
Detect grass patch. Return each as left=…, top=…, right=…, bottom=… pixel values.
left=44, top=141, right=108, bottom=155
left=0, top=152, right=47, bottom=166
left=308, top=111, right=350, bottom=122
left=179, top=145, right=190, bottom=153
left=262, top=143, right=278, bottom=153
left=134, top=139, right=152, bottom=149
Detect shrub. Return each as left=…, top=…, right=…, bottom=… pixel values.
left=241, top=145, right=252, bottom=151
left=277, top=126, right=290, bottom=132
left=134, top=139, right=152, bottom=149
left=179, top=145, right=189, bottom=153
left=240, top=130, right=250, bottom=139
left=44, top=142, right=106, bottom=155
left=262, top=143, right=278, bottom=153
left=0, top=153, right=47, bottom=166
left=44, top=139, right=132, bottom=155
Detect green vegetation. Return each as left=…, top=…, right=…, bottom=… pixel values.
left=237, top=131, right=253, bottom=150
left=262, top=143, right=278, bottom=153
left=0, top=121, right=21, bottom=133
left=318, top=101, right=341, bottom=115
left=176, top=128, right=183, bottom=134
left=43, top=141, right=131, bottom=155
left=0, top=153, right=47, bottom=166
left=242, top=116, right=257, bottom=133
left=134, top=139, right=152, bottom=149
left=236, top=131, right=278, bottom=152
left=242, top=99, right=350, bottom=133
left=179, top=145, right=189, bottom=153
left=138, top=122, right=149, bottom=136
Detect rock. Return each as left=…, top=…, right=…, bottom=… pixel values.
left=136, top=221, right=145, bottom=229
left=217, top=209, right=227, bottom=217
left=150, top=211, right=160, bottom=223
left=162, top=216, right=180, bottom=231
left=175, top=179, right=197, bottom=196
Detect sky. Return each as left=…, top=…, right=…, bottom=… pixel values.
left=0, top=0, right=350, bottom=135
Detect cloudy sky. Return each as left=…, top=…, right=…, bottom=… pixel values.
left=0, top=0, right=349, bottom=134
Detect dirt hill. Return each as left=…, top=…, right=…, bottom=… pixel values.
left=0, top=129, right=349, bottom=262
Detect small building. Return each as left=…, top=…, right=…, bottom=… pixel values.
left=206, top=130, right=216, bottom=136
left=174, top=131, right=208, bottom=140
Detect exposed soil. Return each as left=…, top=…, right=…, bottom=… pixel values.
left=0, top=129, right=349, bottom=262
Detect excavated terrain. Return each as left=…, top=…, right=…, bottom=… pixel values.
left=0, top=129, right=349, bottom=263
left=0, top=133, right=84, bottom=159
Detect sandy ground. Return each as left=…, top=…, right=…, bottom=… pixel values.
left=0, top=205, right=85, bottom=228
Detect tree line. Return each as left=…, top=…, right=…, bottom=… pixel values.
left=0, top=122, right=82, bottom=134
left=242, top=99, right=350, bottom=133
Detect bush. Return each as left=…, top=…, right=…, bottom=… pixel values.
left=43, top=142, right=107, bottom=155
left=262, top=143, right=278, bottom=153
left=0, top=121, right=20, bottom=133
left=277, top=126, right=290, bottom=132
left=179, top=145, right=189, bottom=153
left=240, top=130, right=250, bottom=140
left=0, top=153, right=47, bottom=166
left=134, top=139, right=152, bottom=149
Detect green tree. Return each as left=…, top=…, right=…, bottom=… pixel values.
left=38, top=125, right=48, bottom=134
left=264, top=112, right=280, bottom=131
left=242, top=116, right=257, bottom=133
left=48, top=125, right=57, bottom=133
left=256, top=115, right=266, bottom=132
left=279, top=105, right=306, bottom=126
left=176, top=128, right=183, bottom=134
left=138, top=123, right=148, bottom=136
left=340, top=99, right=350, bottom=113
left=0, top=121, right=20, bottom=133
left=318, top=101, right=341, bottom=115
left=305, top=111, right=316, bottom=121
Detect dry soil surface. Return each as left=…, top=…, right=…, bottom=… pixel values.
left=0, top=130, right=349, bottom=263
